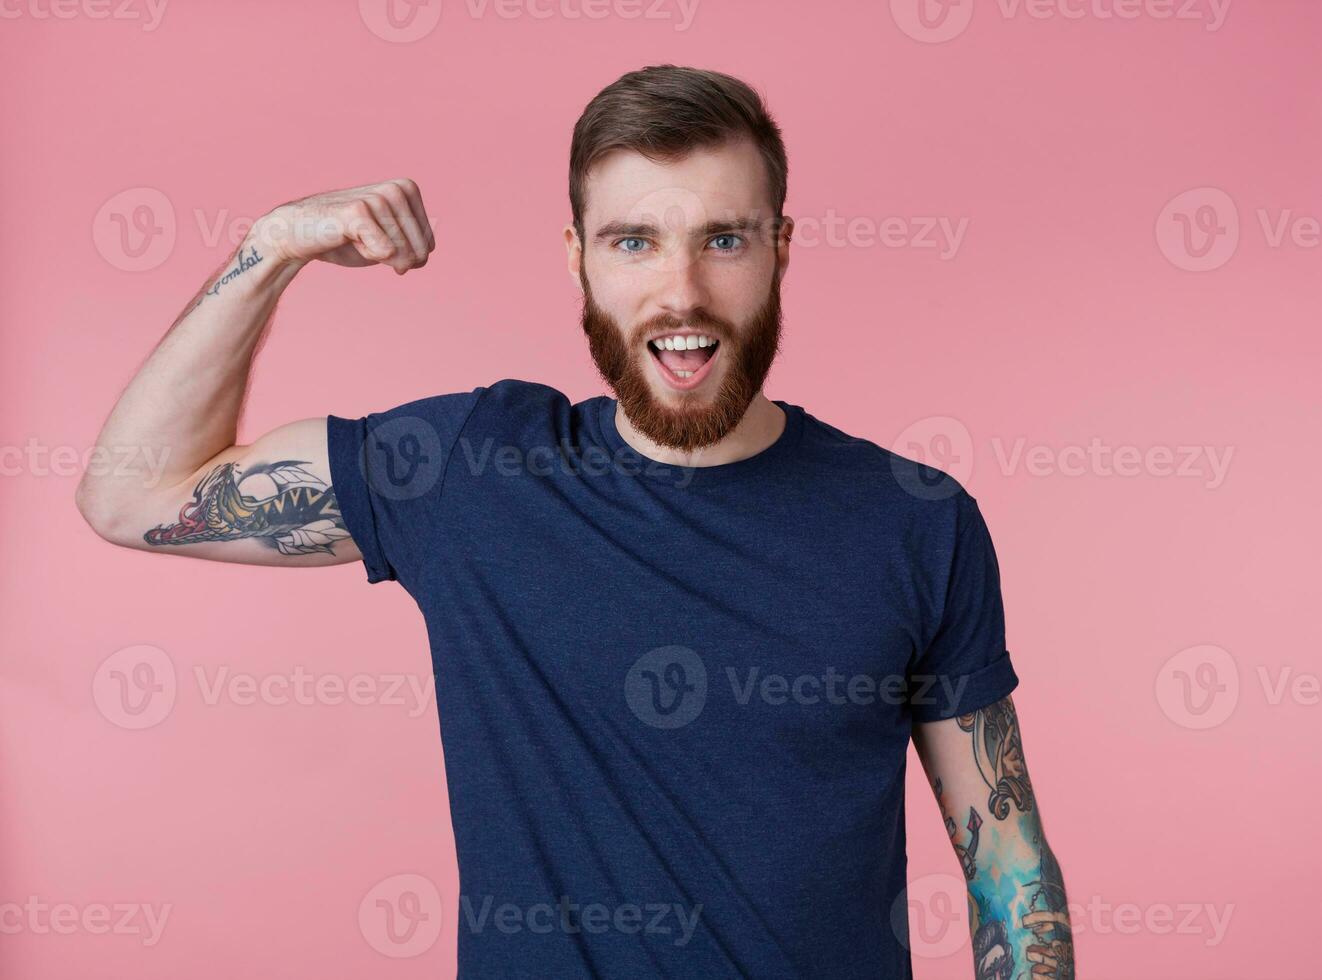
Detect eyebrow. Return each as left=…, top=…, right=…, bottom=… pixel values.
left=591, top=216, right=766, bottom=244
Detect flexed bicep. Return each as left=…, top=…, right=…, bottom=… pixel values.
left=86, top=417, right=365, bottom=570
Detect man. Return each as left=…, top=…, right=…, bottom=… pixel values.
left=77, top=65, right=1074, bottom=979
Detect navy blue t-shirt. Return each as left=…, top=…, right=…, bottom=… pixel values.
left=327, top=379, right=1018, bottom=979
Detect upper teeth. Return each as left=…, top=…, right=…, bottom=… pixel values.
left=651, top=334, right=717, bottom=351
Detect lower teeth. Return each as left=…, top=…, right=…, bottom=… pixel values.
left=675, top=370, right=694, bottom=378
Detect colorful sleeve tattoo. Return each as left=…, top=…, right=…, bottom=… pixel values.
left=934, top=698, right=1076, bottom=980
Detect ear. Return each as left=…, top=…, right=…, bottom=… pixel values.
left=563, top=223, right=583, bottom=291
left=775, top=215, right=794, bottom=279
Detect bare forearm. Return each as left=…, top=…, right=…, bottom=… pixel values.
left=77, top=225, right=305, bottom=520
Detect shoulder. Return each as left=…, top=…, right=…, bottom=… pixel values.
left=329, top=380, right=568, bottom=462
left=796, top=407, right=940, bottom=478
left=469, top=378, right=572, bottom=413
left=795, top=404, right=976, bottom=528
left=353, top=379, right=569, bottom=435
left=459, top=378, right=580, bottom=437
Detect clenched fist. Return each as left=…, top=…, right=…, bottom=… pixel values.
left=251, top=179, right=435, bottom=274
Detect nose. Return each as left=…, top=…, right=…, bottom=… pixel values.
left=653, top=250, right=711, bottom=323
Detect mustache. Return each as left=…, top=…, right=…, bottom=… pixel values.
left=631, top=311, right=735, bottom=346
left=579, top=262, right=736, bottom=347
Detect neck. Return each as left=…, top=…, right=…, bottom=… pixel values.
left=613, top=392, right=785, bottom=467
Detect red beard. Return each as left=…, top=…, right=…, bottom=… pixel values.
left=579, top=267, right=783, bottom=452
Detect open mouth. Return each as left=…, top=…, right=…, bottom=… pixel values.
left=647, top=332, right=722, bottom=391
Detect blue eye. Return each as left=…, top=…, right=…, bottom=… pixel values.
left=612, top=235, right=746, bottom=256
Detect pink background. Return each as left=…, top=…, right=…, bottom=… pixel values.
left=2, top=1, right=1317, bottom=977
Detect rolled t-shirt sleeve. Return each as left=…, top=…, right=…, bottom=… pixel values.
left=326, top=388, right=485, bottom=586
left=907, top=492, right=1019, bottom=722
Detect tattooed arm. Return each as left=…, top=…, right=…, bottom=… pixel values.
left=912, top=695, right=1075, bottom=980
left=75, top=180, right=435, bottom=567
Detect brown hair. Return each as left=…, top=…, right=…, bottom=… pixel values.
left=568, top=64, right=788, bottom=242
